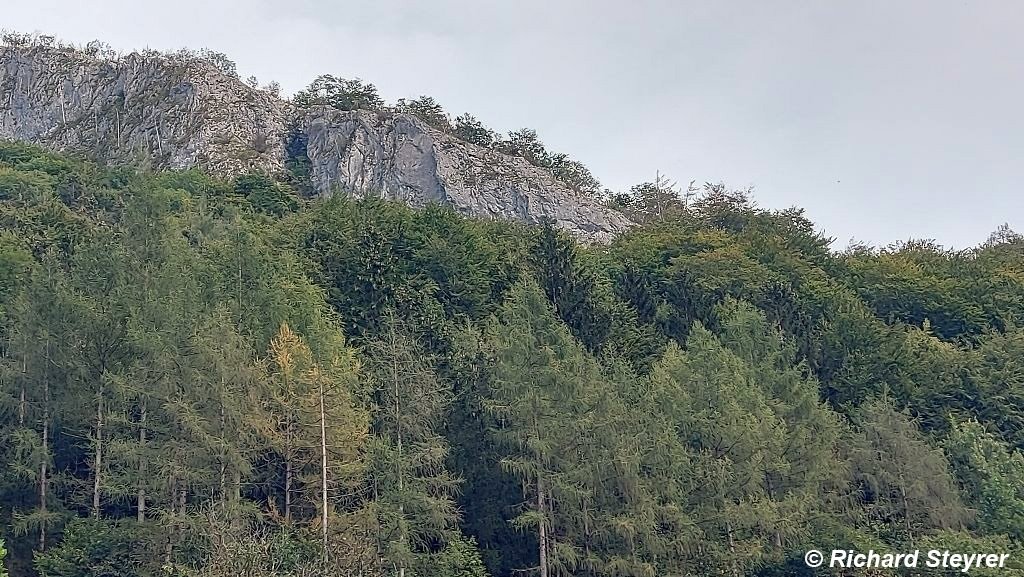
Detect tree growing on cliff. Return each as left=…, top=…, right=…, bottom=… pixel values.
left=294, top=75, right=385, bottom=111
left=495, top=129, right=551, bottom=168
left=548, top=154, right=600, bottom=195
left=397, top=96, right=451, bottom=131
left=452, top=114, right=496, bottom=147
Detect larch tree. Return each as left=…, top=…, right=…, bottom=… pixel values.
left=363, top=311, right=459, bottom=577
left=262, top=323, right=368, bottom=554
left=847, top=396, right=970, bottom=538
left=5, top=253, right=72, bottom=551
left=482, top=281, right=610, bottom=577
left=646, top=334, right=780, bottom=576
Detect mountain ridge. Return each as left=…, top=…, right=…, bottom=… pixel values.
left=0, top=42, right=631, bottom=239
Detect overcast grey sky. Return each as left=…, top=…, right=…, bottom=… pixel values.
left=6, top=1, right=1022, bottom=248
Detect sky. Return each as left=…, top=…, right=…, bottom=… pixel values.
left=5, top=0, right=1022, bottom=249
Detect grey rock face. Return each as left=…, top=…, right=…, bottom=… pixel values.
left=0, top=46, right=291, bottom=175
left=0, top=45, right=631, bottom=240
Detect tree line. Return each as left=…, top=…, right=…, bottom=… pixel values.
left=1, top=141, right=1024, bottom=577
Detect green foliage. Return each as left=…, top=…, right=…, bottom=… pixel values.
left=0, top=167, right=55, bottom=201
left=945, top=420, right=1024, bottom=539
left=847, top=397, right=970, bottom=539
left=643, top=303, right=846, bottom=575
left=293, top=75, right=384, bottom=111
left=33, top=519, right=159, bottom=577
left=609, top=174, right=689, bottom=224
left=397, top=96, right=451, bottom=130
left=452, top=114, right=496, bottom=147
left=913, top=531, right=1024, bottom=576
left=494, top=129, right=549, bottom=167
left=0, top=143, right=1022, bottom=577
left=363, top=313, right=459, bottom=573
left=532, top=221, right=610, bottom=351
left=839, top=241, right=992, bottom=340
left=482, top=281, right=613, bottom=576
left=493, top=128, right=601, bottom=193
left=233, top=172, right=299, bottom=216
left=194, top=48, right=239, bottom=79
left=426, top=535, right=490, bottom=577
left=0, top=232, right=32, bottom=319
left=293, top=197, right=526, bottom=344
left=961, top=328, right=1024, bottom=449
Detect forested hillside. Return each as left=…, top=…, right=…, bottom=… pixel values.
left=1, top=141, right=1023, bottom=577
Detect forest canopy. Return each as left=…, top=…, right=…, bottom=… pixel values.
left=1, top=141, right=1024, bottom=577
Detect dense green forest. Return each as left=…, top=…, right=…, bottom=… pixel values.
left=1, top=141, right=1023, bottom=577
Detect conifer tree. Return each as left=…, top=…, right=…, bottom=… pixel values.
left=847, top=397, right=969, bottom=538
left=363, top=311, right=459, bottom=576
left=60, top=235, right=133, bottom=521
left=6, top=253, right=71, bottom=551
left=533, top=222, right=609, bottom=351
left=482, top=281, right=609, bottom=577
left=945, top=419, right=1024, bottom=540
left=713, top=300, right=845, bottom=546
left=262, top=323, right=368, bottom=554
left=647, top=332, right=784, bottom=575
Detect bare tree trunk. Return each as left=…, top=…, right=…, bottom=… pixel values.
left=232, top=469, right=242, bottom=514
left=538, top=478, right=548, bottom=577
left=18, top=347, right=26, bottom=426
left=40, top=341, right=50, bottom=551
left=40, top=393, right=49, bottom=551
left=93, top=382, right=104, bottom=518
left=165, top=475, right=176, bottom=563
left=391, top=323, right=406, bottom=577
left=319, top=378, right=329, bottom=555
left=285, top=414, right=293, bottom=524
left=284, top=359, right=295, bottom=525
left=901, top=475, right=912, bottom=536
left=236, top=230, right=243, bottom=327
left=137, top=403, right=146, bottom=522
left=764, top=471, right=782, bottom=549
left=219, top=391, right=227, bottom=507
left=727, top=520, right=739, bottom=577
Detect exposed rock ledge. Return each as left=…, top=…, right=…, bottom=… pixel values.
left=0, top=45, right=631, bottom=240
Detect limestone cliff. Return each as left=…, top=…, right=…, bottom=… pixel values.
left=0, top=44, right=631, bottom=240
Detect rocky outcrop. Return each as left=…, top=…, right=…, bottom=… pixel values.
left=0, top=45, right=631, bottom=240
left=298, top=109, right=632, bottom=237
left=0, top=45, right=291, bottom=175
